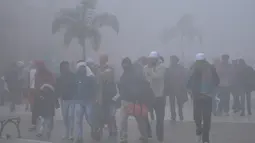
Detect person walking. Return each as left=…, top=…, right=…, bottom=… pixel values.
left=118, top=57, right=154, bottom=143
left=238, top=59, right=254, bottom=116
left=73, top=61, right=97, bottom=143
left=56, top=61, right=76, bottom=140
left=164, top=55, right=188, bottom=121
left=144, top=51, right=166, bottom=143
left=29, top=61, right=55, bottom=131
left=187, top=53, right=219, bottom=143
left=98, top=54, right=118, bottom=136
left=216, top=54, right=232, bottom=116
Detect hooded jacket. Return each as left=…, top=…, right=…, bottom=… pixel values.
left=187, top=60, right=219, bottom=96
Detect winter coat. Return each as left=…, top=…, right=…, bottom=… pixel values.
left=164, top=64, right=188, bottom=103
left=187, top=60, right=220, bottom=97
left=118, top=67, right=154, bottom=107
left=55, top=72, right=76, bottom=100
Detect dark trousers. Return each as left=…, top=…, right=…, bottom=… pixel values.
left=232, top=90, right=241, bottom=112
left=153, top=97, right=166, bottom=142
left=193, top=95, right=212, bottom=143
left=218, top=87, right=230, bottom=114
left=169, top=95, right=183, bottom=120
left=241, top=91, right=252, bottom=115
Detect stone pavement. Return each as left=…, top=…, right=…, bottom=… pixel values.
left=0, top=96, right=255, bottom=143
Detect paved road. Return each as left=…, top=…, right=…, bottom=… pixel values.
left=1, top=96, right=255, bottom=143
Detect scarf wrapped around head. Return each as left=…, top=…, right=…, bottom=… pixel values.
left=76, top=61, right=94, bottom=77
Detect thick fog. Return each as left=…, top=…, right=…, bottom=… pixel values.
left=1, top=0, right=255, bottom=69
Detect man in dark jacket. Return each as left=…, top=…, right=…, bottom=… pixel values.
left=73, top=61, right=96, bottom=143
left=187, top=53, right=219, bottom=143
left=164, top=55, right=188, bottom=121
left=4, top=63, right=22, bottom=112
left=238, top=59, right=254, bottom=116
left=56, top=61, right=76, bottom=140
left=118, top=57, right=154, bottom=143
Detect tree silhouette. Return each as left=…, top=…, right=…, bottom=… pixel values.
left=161, top=14, right=202, bottom=44
left=52, top=0, right=119, bottom=60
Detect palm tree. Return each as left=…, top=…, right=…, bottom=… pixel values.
left=161, top=14, right=202, bottom=60
left=161, top=14, right=202, bottom=44
left=52, top=0, right=119, bottom=60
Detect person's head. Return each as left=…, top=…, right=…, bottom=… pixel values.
left=99, top=54, right=108, bottom=66
left=232, top=60, right=238, bottom=65
left=148, top=51, right=159, bottom=66
left=221, top=54, right=230, bottom=63
left=34, top=60, right=46, bottom=72
left=60, top=61, right=70, bottom=75
left=16, top=61, right=25, bottom=69
left=195, top=53, right=206, bottom=61
left=137, top=56, right=148, bottom=66
left=76, top=60, right=87, bottom=75
left=239, top=59, right=246, bottom=66
left=121, top=57, right=132, bottom=71
left=170, top=55, right=180, bottom=66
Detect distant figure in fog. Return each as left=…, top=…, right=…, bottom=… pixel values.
left=187, top=53, right=219, bottom=143
left=55, top=61, right=76, bottom=140
left=29, top=61, right=55, bottom=131
left=144, top=51, right=166, bottom=143
left=118, top=57, right=154, bottom=143
left=238, top=59, right=254, bottom=116
left=98, top=54, right=118, bottom=136
left=4, top=62, right=23, bottom=112
left=164, top=55, right=188, bottom=121
left=216, top=54, right=232, bottom=116
left=231, top=60, right=242, bottom=113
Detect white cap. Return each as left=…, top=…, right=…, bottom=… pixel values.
left=195, top=53, right=205, bottom=61
left=149, top=51, right=159, bottom=58
left=17, top=61, right=24, bottom=67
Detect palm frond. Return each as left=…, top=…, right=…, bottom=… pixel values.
left=52, top=16, right=76, bottom=34
left=63, top=27, right=75, bottom=48
left=92, top=13, right=119, bottom=33
left=86, top=28, right=101, bottom=51
left=160, top=26, right=180, bottom=43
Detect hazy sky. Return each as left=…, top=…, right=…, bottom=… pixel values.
left=1, top=0, right=255, bottom=65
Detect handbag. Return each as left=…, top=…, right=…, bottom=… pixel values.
left=126, top=101, right=148, bottom=117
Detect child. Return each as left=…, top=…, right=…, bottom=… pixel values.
left=37, top=84, right=56, bottom=140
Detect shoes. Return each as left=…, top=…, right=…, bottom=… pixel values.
left=196, top=135, right=202, bottom=143
left=180, top=116, right=184, bottom=121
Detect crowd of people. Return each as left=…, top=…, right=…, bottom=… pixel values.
left=0, top=52, right=255, bottom=143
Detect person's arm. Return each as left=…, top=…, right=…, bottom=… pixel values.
left=148, top=65, right=166, bottom=80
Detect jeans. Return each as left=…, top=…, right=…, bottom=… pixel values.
left=193, top=95, right=212, bottom=143
left=169, top=95, right=183, bottom=120
left=120, top=101, right=148, bottom=141
left=218, top=87, right=230, bottom=114
left=241, top=91, right=252, bottom=115
left=38, top=116, right=54, bottom=139
left=153, top=97, right=166, bottom=142
left=62, top=100, right=75, bottom=137
left=74, top=102, right=91, bottom=141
